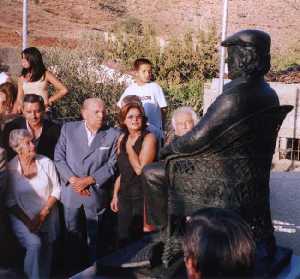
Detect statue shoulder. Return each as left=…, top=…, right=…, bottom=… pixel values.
left=212, top=90, right=239, bottom=112
left=223, top=78, right=249, bottom=95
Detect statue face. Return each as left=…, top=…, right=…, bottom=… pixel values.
left=227, top=45, right=243, bottom=80
left=227, top=44, right=269, bottom=80
left=223, top=30, right=271, bottom=80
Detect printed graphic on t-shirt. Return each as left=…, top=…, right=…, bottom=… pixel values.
left=118, top=82, right=167, bottom=130
left=140, top=96, right=152, bottom=101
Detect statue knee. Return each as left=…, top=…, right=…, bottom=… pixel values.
left=143, top=162, right=166, bottom=183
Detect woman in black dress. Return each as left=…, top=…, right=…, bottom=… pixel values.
left=111, top=102, right=157, bottom=246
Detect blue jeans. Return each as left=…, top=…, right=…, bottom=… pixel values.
left=10, top=216, right=53, bottom=279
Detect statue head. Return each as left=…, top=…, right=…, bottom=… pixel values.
left=221, top=30, right=271, bottom=80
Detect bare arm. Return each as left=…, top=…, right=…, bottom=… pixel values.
left=39, top=158, right=60, bottom=219
left=111, top=175, right=121, bottom=212
left=46, top=70, right=68, bottom=105
left=113, top=175, right=121, bottom=197
left=14, top=77, right=24, bottom=113
left=126, top=133, right=157, bottom=175
left=36, top=196, right=58, bottom=227
left=43, top=196, right=57, bottom=212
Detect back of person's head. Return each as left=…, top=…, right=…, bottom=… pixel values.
left=183, top=208, right=255, bottom=279
left=23, top=94, right=45, bottom=111
left=21, top=47, right=46, bottom=82
left=0, top=82, right=17, bottom=112
left=133, top=58, right=152, bottom=71
left=121, top=95, right=142, bottom=107
left=118, top=102, right=147, bottom=132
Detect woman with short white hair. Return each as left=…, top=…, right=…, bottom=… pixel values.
left=171, top=106, right=199, bottom=136
left=166, top=106, right=199, bottom=144
left=6, top=129, right=60, bottom=279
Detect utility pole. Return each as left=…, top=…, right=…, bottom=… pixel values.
left=23, top=0, right=29, bottom=50
left=218, top=0, right=228, bottom=94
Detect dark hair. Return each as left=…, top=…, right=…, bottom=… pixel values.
left=183, top=208, right=255, bottom=278
left=133, top=58, right=152, bottom=71
left=23, top=94, right=45, bottom=111
left=118, top=102, right=147, bottom=132
left=121, top=95, right=142, bottom=107
left=21, top=47, right=46, bottom=82
left=0, top=82, right=17, bottom=109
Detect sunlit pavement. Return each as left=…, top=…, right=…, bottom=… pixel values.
left=270, top=172, right=300, bottom=278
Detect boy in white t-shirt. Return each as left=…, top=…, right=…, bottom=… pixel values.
left=117, top=58, right=167, bottom=133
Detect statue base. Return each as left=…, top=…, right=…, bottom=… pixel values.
left=96, top=233, right=187, bottom=278
left=96, top=234, right=292, bottom=278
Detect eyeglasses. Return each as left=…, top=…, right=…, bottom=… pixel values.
left=126, top=114, right=143, bottom=120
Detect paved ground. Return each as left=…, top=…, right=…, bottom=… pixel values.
left=270, top=171, right=300, bottom=255
left=2, top=171, right=299, bottom=279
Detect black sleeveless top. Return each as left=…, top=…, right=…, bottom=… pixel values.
left=118, top=130, right=149, bottom=199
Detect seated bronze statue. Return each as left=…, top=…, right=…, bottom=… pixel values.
left=97, top=30, right=293, bottom=277
left=142, top=29, right=292, bottom=275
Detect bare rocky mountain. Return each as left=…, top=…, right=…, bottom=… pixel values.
left=0, top=0, right=299, bottom=52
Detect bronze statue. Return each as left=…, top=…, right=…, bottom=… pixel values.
left=142, top=30, right=292, bottom=272
left=159, top=29, right=279, bottom=157
left=97, top=30, right=292, bottom=277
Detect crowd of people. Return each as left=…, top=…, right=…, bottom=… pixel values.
left=0, top=47, right=204, bottom=278
left=0, top=45, right=258, bottom=279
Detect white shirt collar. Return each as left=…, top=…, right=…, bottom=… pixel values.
left=84, top=121, right=97, bottom=146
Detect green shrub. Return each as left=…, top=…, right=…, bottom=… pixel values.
left=161, top=79, right=204, bottom=122
left=44, top=47, right=125, bottom=123
left=42, top=26, right=219, bottom=124
left=102, top=25, right=218, bottom=84
left=102, top=25, right=218, bottom=121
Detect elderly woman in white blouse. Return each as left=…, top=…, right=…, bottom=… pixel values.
left=6, top=129, right=60, bottom=279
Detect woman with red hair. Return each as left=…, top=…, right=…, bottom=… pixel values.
left=111, top=102, right=157, bottom=247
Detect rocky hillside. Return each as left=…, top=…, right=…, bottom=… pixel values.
left=0, top=0, right=299, bottom=52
